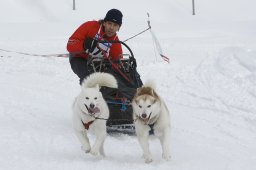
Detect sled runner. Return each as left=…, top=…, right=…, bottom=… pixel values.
left=86, top=40, right=143, bottom=134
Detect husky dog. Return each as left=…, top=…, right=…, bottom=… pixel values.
left=72, top=72, right=117, bottom=156
left=132, top=81, right=171, bottom=163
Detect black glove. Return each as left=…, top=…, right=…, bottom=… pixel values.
left=83, top=38, right=98, bottom=53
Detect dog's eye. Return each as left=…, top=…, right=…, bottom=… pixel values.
left=94, top=97, right=97, bottom=100
left=147, top=105, right=151, bottom=108
left=85, top=97, right=89, bottom=100
left=139, top=105, right=142, bottom=108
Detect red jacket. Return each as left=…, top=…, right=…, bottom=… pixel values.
left=67, top=20, right=122, bottom=60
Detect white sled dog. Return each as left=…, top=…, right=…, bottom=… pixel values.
left=72, top=72, right=117, bottom=156
left=132, top=81, right=171, bottom=163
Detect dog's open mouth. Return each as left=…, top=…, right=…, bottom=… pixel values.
left=140, top=117, right=150, bottom=124
left=84, top=104, right=100, bottom=115
left=139, top=112, right=152, bottom=125
left=88, top=107, right=100, bottom=114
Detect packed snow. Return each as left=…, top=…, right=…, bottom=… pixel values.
left=0, top=0, right=256, bottom=170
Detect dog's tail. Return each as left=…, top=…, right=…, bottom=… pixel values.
left=82, top=72, right=118, bottom=89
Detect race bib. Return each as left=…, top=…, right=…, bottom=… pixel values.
left=89, top=34, right=112, bottom=58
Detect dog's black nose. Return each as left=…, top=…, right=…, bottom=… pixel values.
left=141, top=113, right=147, bottom=119
left=90, top=103, right=95, bottom=108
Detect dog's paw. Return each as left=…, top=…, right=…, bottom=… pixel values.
left=144, top=157, right=153, bottom=164
left=90, top=149, right=99, bottom=156
left=162, top=153, right=171, bottom=161
left=143, top=154, right=153, bottom=163
left=81, top=146, right=91, bottom=153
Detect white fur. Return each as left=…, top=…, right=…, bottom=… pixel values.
left=81, top=72, right=117, bottom=89
left=132, top=83, right=171, bottom=163
left=143, top=79, right=156, bottom=90
left=72, top=72, right=117, bottom=156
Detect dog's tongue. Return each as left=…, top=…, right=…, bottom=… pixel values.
left=141, top=117, right=149, bottom=124
left=89, top=107, right=100, bottom=114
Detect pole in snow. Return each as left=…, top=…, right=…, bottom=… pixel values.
left=192, top=0, right=195, bottom=15
left=73, top=0, right=76, bottom=10
left=147, top=13, right=170, bottom=63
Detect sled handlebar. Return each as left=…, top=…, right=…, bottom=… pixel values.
left=97, top=40, right=134, bottom=59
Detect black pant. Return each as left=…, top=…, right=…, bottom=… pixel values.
left=69, top=55, right=89, bottom=85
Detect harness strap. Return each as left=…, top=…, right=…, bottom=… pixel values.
left=96, top=43, right=132, bottom=83
left=148, top=123, right=155, bottom=135
left=147, top=113, right=160, bottom=135
left=81, top=120, right=95, bottom=130
left=97, top=25, right=102, bottom=34
left=135, top=112, right=158, bottom=135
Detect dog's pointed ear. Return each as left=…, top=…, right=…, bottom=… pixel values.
left=132, top=88, right=140, bottom=100
left=151, top=89, right=159, bottom=98
left=136, top=87, right=141, bottom=95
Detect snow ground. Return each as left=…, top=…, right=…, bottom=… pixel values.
left=0, top=0, right=256, bottom=170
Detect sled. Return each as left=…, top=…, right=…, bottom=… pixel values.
left=86, top=40, right=143, bottom=135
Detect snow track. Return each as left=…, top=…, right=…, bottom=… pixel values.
left=1, top=0, right=256, bottom=169
left=2, top=47, right=256, bottom=169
